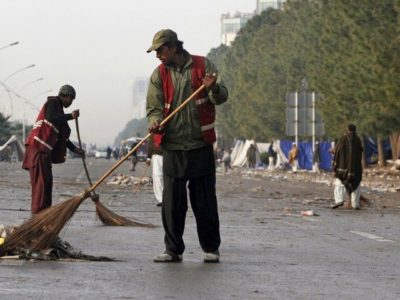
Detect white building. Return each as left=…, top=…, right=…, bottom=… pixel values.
left=132, top=77, right=148, bottom=119
left=220, top=1, right=286, bottom=46
left=256, top=0, right=286, bottom=14
left=220, top=12, right=254, bottom=46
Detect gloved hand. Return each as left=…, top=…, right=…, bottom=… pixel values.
left=71, top=109, right=80, bottom=119
left=203, top=73, right=219, bottom=93
left=75, top=148, right=85, bottom=158
left=148, top=119, right=164, bottom=133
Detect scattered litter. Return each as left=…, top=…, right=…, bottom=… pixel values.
left=0, top=224, right=16, bottom=240
left=0, top=224, right=115, bottom=261
left=251, top=186, right=265, bottom=192
left=282, top=207, right=293, bottom=214
left=225, top=164, right=398, bottom=194
left=302, top=198, right=331, bottom=205
left=0, top=235, right=116, bottom=262
left=301, top=210, right=319, bottom=216
left=107, top=174, right=152, bottom=187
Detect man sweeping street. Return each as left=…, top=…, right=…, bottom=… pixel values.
left=146, top=29, right=228, bottom=263
left=22, top=85, right=84, bottom=214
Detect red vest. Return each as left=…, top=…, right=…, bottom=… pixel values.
left=154, top=55, right=216, bottom=147
left=25, top=97, right=71, bottom=164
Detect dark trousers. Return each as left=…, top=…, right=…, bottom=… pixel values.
left=28, top=152, right=53, bottom=214
left=162, top=145, right=221, bottom=255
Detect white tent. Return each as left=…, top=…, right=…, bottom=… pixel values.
left=0, top=135, right=25, bottom=161
left=229, top=139, right=289, bottom=168
left=274, top=140, right=289, bottom=166
left=229, top=139, right=244, bottom=165
left=256, top=142, right=269, bottom=154
left=231, top=140, right=261, bottom=168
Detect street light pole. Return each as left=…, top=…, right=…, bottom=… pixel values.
left=0, top=41, right=19, bottom=51
left=1, top=64, right=36, bottom=121
left=30, top=89, right=53, bottom=101
left=2, top=64, right=36, bottom=82
left=17, top=77, right=44, bottom=92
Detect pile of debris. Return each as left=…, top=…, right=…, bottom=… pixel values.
left=389, top=159, right=400, bottom=171
left=0, top=224, right=114, bottom=261
left=0, top=224, right=15, bottom=246
left=107, top=174, right=152, bottom=187
left=229, top=167, right=400, bottom=194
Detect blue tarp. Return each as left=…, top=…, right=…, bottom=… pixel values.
left=280, top=138, right=392, bottom=171
left=364, top=137, right=392, bottom=164
left=280, top=140, right=333, bottom=171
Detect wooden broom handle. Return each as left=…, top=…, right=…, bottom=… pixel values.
left=75, top=118, right=95, bottom=189
left=86, top=84, right=206, bottom=193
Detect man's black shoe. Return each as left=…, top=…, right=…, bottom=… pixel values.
left=330, top=202, right=344, bottom=209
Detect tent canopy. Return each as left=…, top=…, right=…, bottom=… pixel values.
left=0, top=135, right=25, bottom=161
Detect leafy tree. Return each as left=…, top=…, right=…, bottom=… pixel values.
left=0, top=113, right=12, bottom=144
left=207, top=0, right=400, bottom=162
left=114, top=117, right=147, bottom=145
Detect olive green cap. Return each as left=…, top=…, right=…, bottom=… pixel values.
left=147, top=29, right=178, bottom=53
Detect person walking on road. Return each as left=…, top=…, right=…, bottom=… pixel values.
left=332, top=124, right=363, bottom=209
left=267, top=141, right=276, bottom=171
left=129, top=141, right=138, bottom=172
left=146, top=29, right=228, bottom=263
left=221, top=148, right=231, bottom=173
left=288, top=142, right=299, bottom=172
left=312, top=141, right=321, bottom=173
left=22, top=85, right=84, bottom=214
left=246, top=143, right=257, bottom=169
left=146, top=135, right=163, bottom=207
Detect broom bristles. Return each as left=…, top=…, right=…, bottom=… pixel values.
left=95, top=201, right=157, bottom=228
left=0, top=195, right=87, bottom=255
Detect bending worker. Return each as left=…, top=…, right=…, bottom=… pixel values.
left=22, top=85, right=84, bottom=214
left=146, top=29, right=228, bottom=263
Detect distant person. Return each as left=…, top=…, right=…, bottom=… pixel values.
left=215, top=147, right=224, bottom=168
left=120, top=141, right=128, bottom=157
left=312, top=141, right=321, bottom=173
left=288, top=143, right=299, bottom=172
left=112, top=147, right=119, bottom=160
left=246, top=143, right=257, bottom=169
left=221, top=148, right=231, bottom=173
left=106, top=146, right=112, bottom=160
left=331, top=124, right=363, bottom=209
left=129, top=141, right=138, bottom=171
left=146, top=135, right=163, bottom=207
left=146, top=29, right=228, bottom=263
left=267, top=141, right=276, bottom=170
left=1, top=145, right=12, bottom=162
left=22, top=85, right=84, bottom=214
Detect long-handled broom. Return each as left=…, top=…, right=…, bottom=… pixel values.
left=0, top=84, right=206, bottom=255
left=75, top=118, right=150, bottom=226
left=133, top=163, right=151, bottom=194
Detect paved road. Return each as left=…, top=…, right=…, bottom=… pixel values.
left=0, top=159, right=399, bottom=299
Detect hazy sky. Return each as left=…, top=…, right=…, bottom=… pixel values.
left=0, top=0, right=255, bottom=145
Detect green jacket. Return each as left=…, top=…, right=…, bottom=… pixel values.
left=146, top=51, right=228, bottom=151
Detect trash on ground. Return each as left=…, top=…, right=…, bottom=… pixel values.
left=107, top=174, right=152, bottom=187
left=0, top=225, right=115, bottom=261
left=301, top=210, right=319, bottom=216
